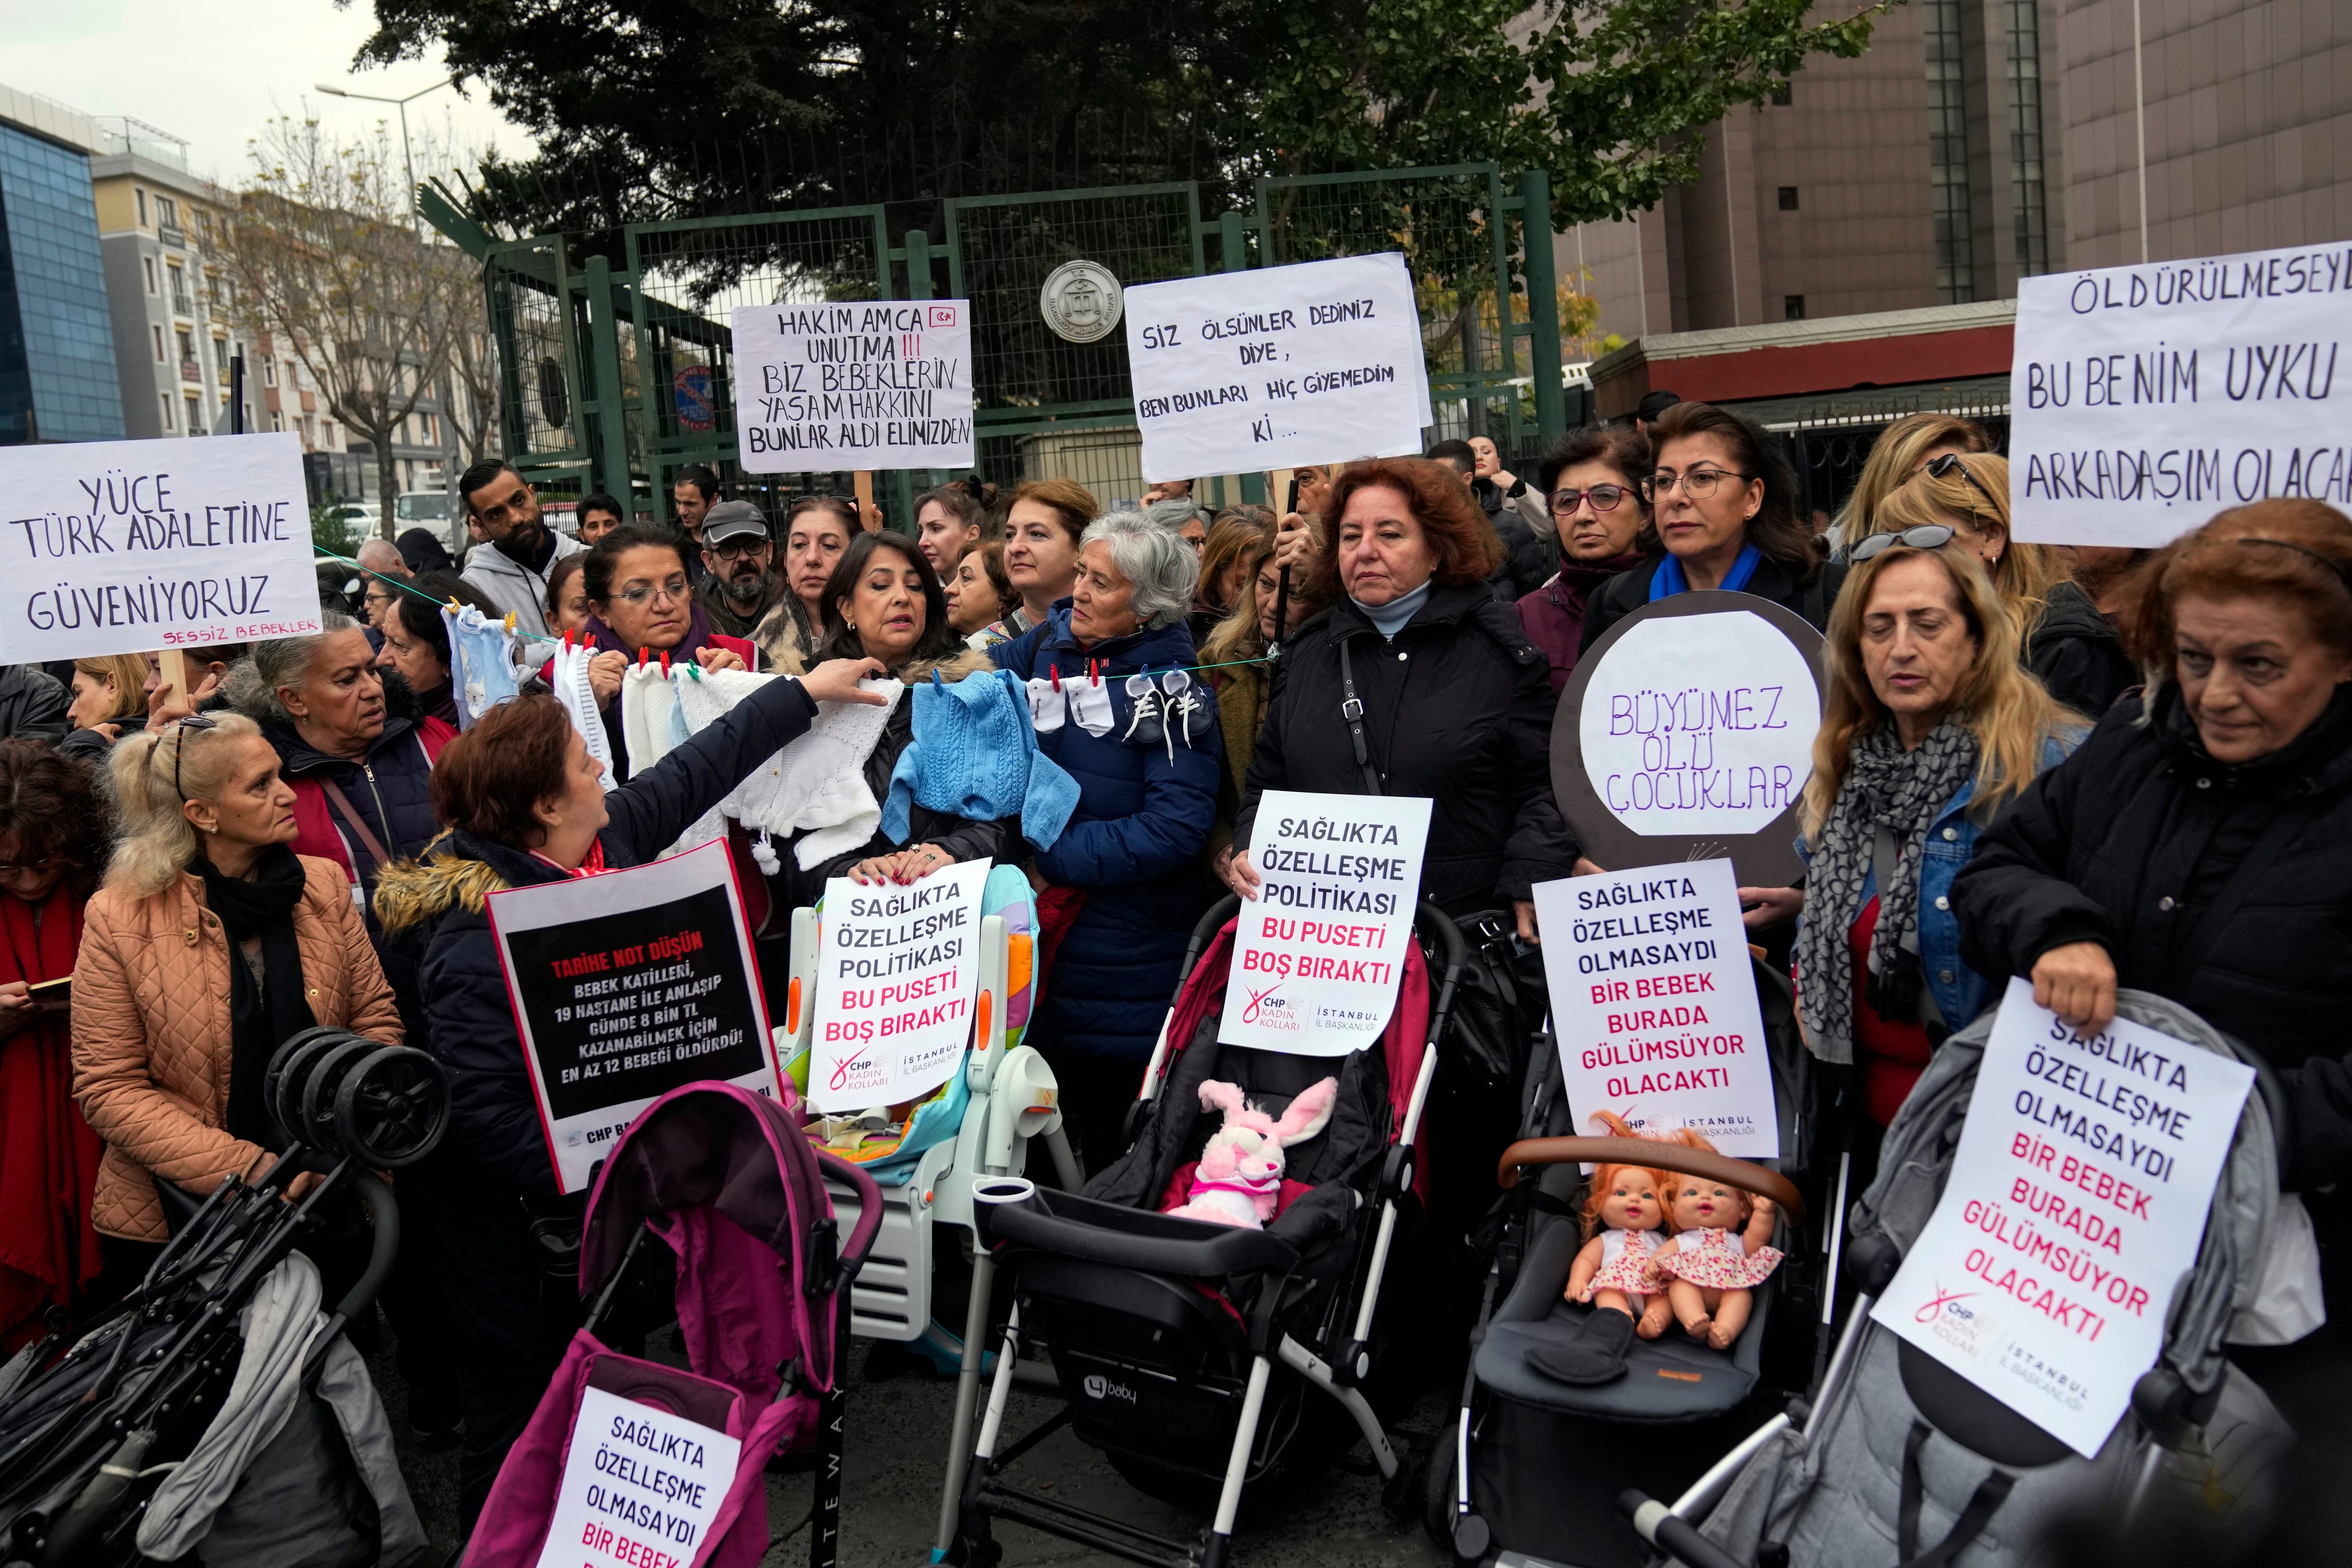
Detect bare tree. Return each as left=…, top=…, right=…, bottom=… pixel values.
left=222, top=115, right=469, bottom=540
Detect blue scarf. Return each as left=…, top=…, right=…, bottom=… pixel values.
left=1354, top=579, right=1434, bottom=640
left=1649, top=542, right=1763, bottom=601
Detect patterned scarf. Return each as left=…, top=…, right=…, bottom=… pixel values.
left=1796, top=717, right=1978, bottom=1064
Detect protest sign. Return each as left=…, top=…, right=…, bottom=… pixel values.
left=1221, top=791, right=1432, bottom=1055
left=490, top=839, right=781, bottom=1194
left=0, top=430, right=318, bottom=663
left=807, top=859, right=989, bottom=1113
left=1123, top=253, right=1432, bottom=482
left=1552, top=593, right=1825, bottom=886
left=535, top=1384, right=742, bottom=1568
left=2010, top=241, right=2352, bottom=547
left=1874, top=979, right=2254, bottom=1457
left=1531, top=859, right=1778, bottom=1159
left=729, top=299, right=975, bottom=472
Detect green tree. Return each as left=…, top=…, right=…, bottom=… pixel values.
left=359, top=0, right=1889, bottom=236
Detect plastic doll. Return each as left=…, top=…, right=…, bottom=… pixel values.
left=1530, top=1113, right=1673, bottom=1385
left=1649, top=1130, right=1782, bottom=1351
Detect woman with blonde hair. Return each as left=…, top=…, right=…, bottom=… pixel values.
left=1199, top=515, right=1332, bottom=885
left=72, top=712, right=400, bottom=1270
left=1790, top=531, right=2080, bottom=1128
left=59, top=652, right=150, bottom=756
left=1866, top=452, right=2135, bottom=715
left=1830, top=411, right=1995, bottom=544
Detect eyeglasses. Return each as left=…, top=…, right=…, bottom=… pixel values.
left=1920, top=453, right=2002, bottom=516
left=0, top=858, right=65, bottom=878
left=708, top=536, right=768, bottom=560
left=611, top=577, right=690, bottom=607
left=155, top=713, right=219, bottom=800
left=1849, top=523, right=1957, bottom=562
left=1643, top=468, right=1749, bottom=501
left=1548, top=484, right=1635, bottom=517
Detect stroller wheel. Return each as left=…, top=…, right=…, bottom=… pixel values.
left=1421, top=1436, right=1454, bottom=1545
left=302, top=1037, right=380, bottom=1153
left=334, top=1046, right=450, bottom=1168
left=268, top=1027, right=353, bottom=1145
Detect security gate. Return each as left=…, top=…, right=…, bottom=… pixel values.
left=426, top=163, right=1569, bottom=519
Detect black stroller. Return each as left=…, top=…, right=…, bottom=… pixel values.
left=0, top=1026, right=448, bottom=1567
left=945, top=895, right=1465, bottom=1568
left=1431, top=956, right=1818, bottom=1568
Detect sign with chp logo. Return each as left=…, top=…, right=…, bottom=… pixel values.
left=806, top=860, right=990, bottom=1113
left=1221, top=791, right=1431, bottom=1055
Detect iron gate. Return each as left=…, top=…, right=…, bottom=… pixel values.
left=427, top=163, right=1569, bottom=522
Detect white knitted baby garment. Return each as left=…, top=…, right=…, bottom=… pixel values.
left=665, top=669, right=904, bottom=865
left=621, top=663, right=681, bottom=771
left=550, top=643, right=618, bottom=791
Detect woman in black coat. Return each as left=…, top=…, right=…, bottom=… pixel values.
left=1952, top=499, right=2352, bottom=1440
left=1227, top=457, right=1577, bottom=930
left=1578, top=400, right=1846, bottom=653
left=374, top=656, right=884, bottom=1534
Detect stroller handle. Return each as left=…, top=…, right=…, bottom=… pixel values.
left=1497, top=1137, right=1807, bottom=1225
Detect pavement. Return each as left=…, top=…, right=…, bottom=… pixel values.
left=373, top=1327, right=1455, bottom=1568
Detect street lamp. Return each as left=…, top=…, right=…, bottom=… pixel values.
left=314, top=75, right=456, bottom=240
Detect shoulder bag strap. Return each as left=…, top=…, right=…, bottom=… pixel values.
left=1895, top=1420, right=2017, bottom=1568
left=1337, top=635, right=1384, bottom=797
left=318, top=777, right=393, bottom=874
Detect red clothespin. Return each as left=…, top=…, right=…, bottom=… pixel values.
left=637, top=645, right=648, bottom=669
left=1089, top=658, right=1101, bottom=686
left=1049, top=664, right=1061, bottom=692
left=562, top=628, right=574, bottom=651
left=659, top=648, right=671, bottom=675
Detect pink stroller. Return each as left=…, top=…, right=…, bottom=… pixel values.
left=462, top=1082, right=883, bottom=1568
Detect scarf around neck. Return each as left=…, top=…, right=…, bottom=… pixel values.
left=1353, top=578, right=1433, bottom=639
left=195, top=845, right=318, bottom=1145
left=1795, top=716, right=1979, bottom=1064
left=1650, top=542, right=1763, bottom=601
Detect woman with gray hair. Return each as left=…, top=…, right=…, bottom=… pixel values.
left=988, top=507, right=1224, bottom=1171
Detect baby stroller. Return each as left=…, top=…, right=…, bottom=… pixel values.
left=463, top=1079, right=883, bottom=1567
left=1621, top=988, right=2295, bottom=1568
left=0, top=1026, right=449, bottom=1567
left=1433, top=956, right=1817, bottom=1568
left=943, top=894, right=1465, bottom=1568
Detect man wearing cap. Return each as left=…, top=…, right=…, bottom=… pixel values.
left=694, top=500, right=791, bottom=661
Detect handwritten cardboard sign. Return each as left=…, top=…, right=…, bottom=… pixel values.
left=490, top=840, right=782, bottom=1194
left=1222, top=791, right=1431, bottom=1055
left=1123, top=253, right=1432, bottom=481
left=1874, top=979, right=2253, bottom=1457
left=729, top=299, right=975, bottom=472
left=535, top=1385, right=742, bottom=1568
left=1553, top=593, right=1825, bottom=886
left=2010, top=242, right=2352, bottom=547
left=806, top=859, right=988, bottom=1113
left=0, top=431, right=318, bottom=662
left=1532, top=859, right=1779, bottom=1159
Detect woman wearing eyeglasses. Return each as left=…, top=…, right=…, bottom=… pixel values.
left=1516, top=424, right=1653, bottom=694
left=1791, top=531, right=2079, bottom=1138
left=0, top=741, right=110, bottom=1345
left=571, top=522, right=758, bottom=784
left=1864, top=454, right=2136, bottom=717
left=72, top=713, right=401, bottom=1263
left=1578, top=401, right=1847, bottom=655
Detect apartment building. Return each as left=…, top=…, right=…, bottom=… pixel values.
left=0, top=86, right=125, bottom=445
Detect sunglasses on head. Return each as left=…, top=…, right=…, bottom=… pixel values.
left=1920, top=452, right=2003, bottom=516
left=154, top=712, right=219, bottom=800
left=1849, top=523, right=1957, bottom=562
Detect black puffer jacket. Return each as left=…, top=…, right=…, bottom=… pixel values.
left=1953, top=686, right=2352, bottom=1191
left=1234, top=581, right=1576, bottom=914
left=0, top=666, right=67, bottom=744
left=1578, top=551, right=1848, bottom=653
left=373, top=678, right=819, bottom=1366
left=2024, top=580, right=2137, bottom=718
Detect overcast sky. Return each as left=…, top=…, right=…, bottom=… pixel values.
left=0, top=0, right=531, bottom=184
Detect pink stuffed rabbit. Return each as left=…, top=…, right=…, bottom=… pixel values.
left=1163, top=1077, right=1341, bottom=1229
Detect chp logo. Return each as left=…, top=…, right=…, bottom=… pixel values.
left=1915, top=1285, right=1997, bottom=1360
left=1239, top=984, right=1299, bottom=1032
left=1082, top=1373, right=1138, bottom=1406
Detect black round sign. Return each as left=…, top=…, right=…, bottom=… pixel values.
left=1549, top=590, right=1828, bottom=888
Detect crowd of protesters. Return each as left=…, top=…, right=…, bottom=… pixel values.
left=1, top=403, right=2346, bottom=1552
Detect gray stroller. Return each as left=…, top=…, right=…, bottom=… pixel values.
left=1622, top=989, right=2296, bottom=1568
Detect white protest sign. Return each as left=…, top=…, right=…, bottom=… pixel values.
left=808, top=859, right=988, bottom=1113
left=489, top=839, right=783, bottom=1194
left=1532, top=859, right=1779, bottom=1159
left=0, top=431, right=318, bottom=663
left=2010, top=242, right=2352, bottom=547
left=1124, top=253, right=1432, bottom=481
left=1575, top=609, right=1818, bottom=839
left=1222, top=791, right=1431, bottom=1055
left=729, top=299, right=975, bottom=472
left=1874, top=979, right=2254, bottom=1457
left=535, top=1384, right=742, bottom=1568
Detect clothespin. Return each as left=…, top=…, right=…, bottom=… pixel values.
left=686, top=661, right=701, bottom=682
left=1049, top=664, right=1061, bottom=692
left=638, top=645, right=648, bottom=668
left=930, top=669, right=945, bottom=690
left=504, top=611, right=516, bottom=635
left=659, top=648, right=671, bottom=675
left=563, top=628, right=574, bottom=651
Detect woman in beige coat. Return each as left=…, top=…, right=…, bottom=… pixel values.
left=73, top=711, right=400, bottom=1268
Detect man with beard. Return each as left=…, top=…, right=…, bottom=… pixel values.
left=694, top=500, right=789, bottom=657
left=458, top=458, right=584, bottom=636
left=673, top=464, right=721, bottom=584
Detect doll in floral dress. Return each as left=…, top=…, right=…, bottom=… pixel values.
left=1650, top=1130, right=1782, bottom=1350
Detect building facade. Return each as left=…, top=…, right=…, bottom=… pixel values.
left=0, top=87, right=125, bottom=445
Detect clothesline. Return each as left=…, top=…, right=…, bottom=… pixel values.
left=314, top=543, right=1277, bottom=679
